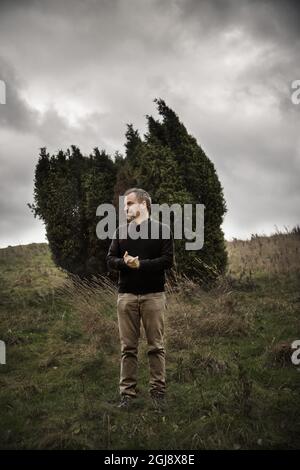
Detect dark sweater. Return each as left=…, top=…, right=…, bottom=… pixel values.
left=106, top=217, right=174, bottom=294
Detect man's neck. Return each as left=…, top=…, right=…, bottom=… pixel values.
left=134, top=214, right=150, bottom=225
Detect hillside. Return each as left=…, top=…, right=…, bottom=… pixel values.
left=0, top=231, right=299, bottom=449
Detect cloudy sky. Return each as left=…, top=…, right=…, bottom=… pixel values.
left=0, top=0, right=299, bottom=247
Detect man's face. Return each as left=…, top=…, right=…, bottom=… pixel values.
left=124, top=192, right=145, bottom=222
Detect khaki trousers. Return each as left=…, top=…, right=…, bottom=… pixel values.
left=117, top=292, right=167, bottom=397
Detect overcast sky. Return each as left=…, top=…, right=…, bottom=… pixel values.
left=0, top=0, right=299, bottom=247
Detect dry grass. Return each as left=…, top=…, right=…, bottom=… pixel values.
left=170, top=350, right=228, bottom=383
left=56, top=274, right=119, bottom=353
left=163, top=270, right=254, bottom=351
left=1, top=230, right=299, bottom=450
left=226, top=226, right=300, bottom=278
left=265, top=340, right=295, bottom=368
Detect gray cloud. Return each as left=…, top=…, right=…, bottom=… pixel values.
left=175, top=0, right=300, bottom=45
left=0, top=57, right=38, bottom=131
left=0, top=0, right=299, bottom=246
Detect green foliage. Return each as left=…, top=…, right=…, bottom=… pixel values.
left=29, top=99, right=227, bottom=283
left=28, top=146, right=117, bottom=278
left=114, top=99, right=228, bottom=284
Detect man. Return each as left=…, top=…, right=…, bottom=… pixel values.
left=106, top=188, right=174, bottom=410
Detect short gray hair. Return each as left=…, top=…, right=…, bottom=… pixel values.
left=123, top=187, right=152, bottom=214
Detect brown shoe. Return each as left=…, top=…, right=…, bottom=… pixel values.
left=150, top=392, right=166, bottom=412
left=117, top=394, right=134, bottom=409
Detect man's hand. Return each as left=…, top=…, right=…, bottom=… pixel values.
left=123, top=251, right=140, bottom=269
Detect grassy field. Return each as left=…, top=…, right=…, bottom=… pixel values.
left=0, top=229, right=300, bottom=450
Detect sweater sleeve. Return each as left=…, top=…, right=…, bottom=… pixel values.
left=106, top=230, right=131, bottom=272
left=138, top=227, right=174, bottom=272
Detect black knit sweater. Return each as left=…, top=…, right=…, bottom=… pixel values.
left=106, top=217, right=174, bottom=294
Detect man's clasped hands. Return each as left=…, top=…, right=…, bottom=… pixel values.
left=123, top=251, right=140, bottom=269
